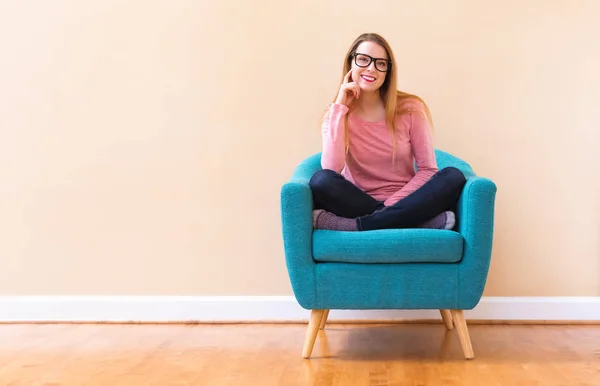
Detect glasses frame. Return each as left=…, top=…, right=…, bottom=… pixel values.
left=351, top=52, right=391, bottom=72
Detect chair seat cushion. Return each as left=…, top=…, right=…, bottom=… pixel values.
left=312, top=229, right=464, bottom=264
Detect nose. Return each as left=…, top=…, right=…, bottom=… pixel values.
left=367, top=61, right=377, bottom=72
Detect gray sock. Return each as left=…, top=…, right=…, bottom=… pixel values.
left=418, top=211, right=455, bottom=230
left=312, top=209, right=358, bottom=231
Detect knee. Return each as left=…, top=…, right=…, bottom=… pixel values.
left=309, top=169, right=338, bottom=193
left=440, top=167, right=467, bottom=185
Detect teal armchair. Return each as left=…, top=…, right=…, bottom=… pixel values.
left=280, top=149, right=497, bottom=359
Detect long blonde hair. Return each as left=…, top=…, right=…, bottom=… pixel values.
left=330, top=33, right=433, bottom=162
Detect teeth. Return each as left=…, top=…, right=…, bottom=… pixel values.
left=362, top=75, right=375, bottom=81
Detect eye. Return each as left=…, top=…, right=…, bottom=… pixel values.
left=376, top=60, right=389, bottom=70
left=356, top=55, right=369, bottom=65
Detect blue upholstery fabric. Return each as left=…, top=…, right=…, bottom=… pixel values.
left=280, top=149, right=497, bottom=311
left=313, top=229, right=464, bottom=264
left=316, top=262, right=459, bottom=309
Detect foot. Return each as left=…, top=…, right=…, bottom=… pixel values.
left=418, top=211, right=455, bottom=230
left=312, top=209, right=325, bottom=228
left=312, top=209, right=358, bottom=231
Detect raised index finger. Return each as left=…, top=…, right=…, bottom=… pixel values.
left=344, top=69, right=353, bottom=83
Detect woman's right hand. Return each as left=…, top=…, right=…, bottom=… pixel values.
left=335, top=70, right=360, bottom=107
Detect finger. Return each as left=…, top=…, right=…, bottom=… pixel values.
left=345, top=83, right=358, bottom=98
left=346, top=88, right=354, bottom=100
left=344, top=70, right=353, bottom=83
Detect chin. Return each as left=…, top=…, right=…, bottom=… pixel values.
left=360, top=83, right=382, bottom=92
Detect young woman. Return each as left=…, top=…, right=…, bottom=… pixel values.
left=310, top=33, right=467, bottom=231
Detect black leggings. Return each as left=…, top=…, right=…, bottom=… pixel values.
left=309, top=167, right=466, bottom=230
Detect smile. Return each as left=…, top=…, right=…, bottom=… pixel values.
left=361, top=75, right=376, bottom=82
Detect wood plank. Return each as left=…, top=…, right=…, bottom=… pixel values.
left=0, top=323, right=598, bottom=385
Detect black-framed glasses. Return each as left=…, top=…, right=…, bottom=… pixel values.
left=351, top=53, right=391, bottom=72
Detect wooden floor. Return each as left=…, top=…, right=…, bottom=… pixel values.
left=0, top=323, right=599, bottom=385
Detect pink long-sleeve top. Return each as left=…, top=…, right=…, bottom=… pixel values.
left=321, top=99, right=438, bottom=207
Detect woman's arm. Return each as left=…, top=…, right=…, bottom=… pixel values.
left=383, top=109, right=438, bottom=207
left=320, top=103, right=349, bottom=173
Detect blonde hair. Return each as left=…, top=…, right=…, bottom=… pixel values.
left=329, top=33, right=433, bottom=162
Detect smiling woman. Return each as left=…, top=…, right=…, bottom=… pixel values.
left=310, top=32, right=466, bottom=232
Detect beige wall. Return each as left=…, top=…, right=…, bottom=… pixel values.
left=1, top=1, right=598, bottom=296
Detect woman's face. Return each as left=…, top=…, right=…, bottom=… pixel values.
left=350, top=41, right=390, bottom=92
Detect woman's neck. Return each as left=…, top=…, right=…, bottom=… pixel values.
left=356, top=91, right=383, bottom=111
left=354, top=91, right=385, bottom=122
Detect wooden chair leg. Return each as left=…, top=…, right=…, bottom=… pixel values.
left=451, top=310, right=474, bottom=359
left=302, top=310, right=325, bottom=358
left=440, top=309, right=453, bottom=330
left=319, top=309, right=330, bottom=330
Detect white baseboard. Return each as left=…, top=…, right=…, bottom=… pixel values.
left=0, top=296, right=598, bottom=323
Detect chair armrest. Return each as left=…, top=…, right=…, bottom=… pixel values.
left=456, top=176, right=498, bottom=309
left=288, top=152, right=322, bottom=184
left=280, top=154, right=322, bottom=308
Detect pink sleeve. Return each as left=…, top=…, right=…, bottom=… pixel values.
left=320, top=103, right=348, bottom=172
left=383, top=109, right=439, bottom=206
